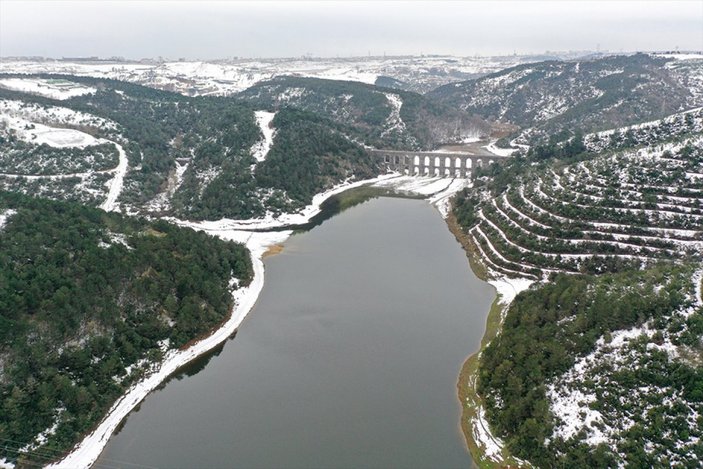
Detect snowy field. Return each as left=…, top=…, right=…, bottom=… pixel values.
left=0, top=77, right=95, bottom=100
left=0, top=99, right=117, bottom=146
left=1, top=118, right=101, bottom=148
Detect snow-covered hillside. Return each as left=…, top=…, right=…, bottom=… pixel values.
left=430, top=53, right=703, bottom=142
left=0, top=99, right=127, bottom=208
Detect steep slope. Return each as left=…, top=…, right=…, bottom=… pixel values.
left=236, top=76, right=490, bottom=149
left=430, top=53, right=700, bottom=143
left=480, top=266, right=703, bottom=467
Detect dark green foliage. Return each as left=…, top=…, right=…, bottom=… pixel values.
left=0, top=74, right=395, bottom=221
left=237, top=76, right=487, bottom=150
left=478, top=265, right=701, bottom=467
left=0, top=141, right=119, bottom=175
left=452, top=189, right=480, bottom=228
left=254, top=108, right=378, bottom=204
left=0, top=191, right=252, bottom=465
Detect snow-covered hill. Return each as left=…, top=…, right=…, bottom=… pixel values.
left=430, top=53, right=703, bottom=143
left=0, top=53, right=587, bottom=96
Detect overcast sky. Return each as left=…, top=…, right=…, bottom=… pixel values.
left=1, top=1, right=702, bottom=59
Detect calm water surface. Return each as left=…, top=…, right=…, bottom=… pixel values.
left=98, top=197, right=494, bottom=468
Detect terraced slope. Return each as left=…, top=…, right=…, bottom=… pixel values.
left=455, top=120, right=703, bottom=467
left=466, top=135, right=703, bottom=281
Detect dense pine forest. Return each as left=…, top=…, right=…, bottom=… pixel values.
left=0, top=192, right=252, bottom=466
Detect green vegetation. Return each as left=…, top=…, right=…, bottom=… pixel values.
left=0, top=74, right=396, bottom=221
left=0, top=141, right=119, bottom=175
left=478, top=266, right=703, bottom=467
left=237, top=75, right=488, bottom=150
left=0, top=192, right=252, bottom=466
left=256, top=109, right=378, bottom=201
left=452, top=107, right=703, bottom=466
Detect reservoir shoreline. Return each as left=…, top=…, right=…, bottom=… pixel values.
left=446, top=212, right=531, bottom=468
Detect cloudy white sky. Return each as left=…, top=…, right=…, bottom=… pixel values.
left=1, top=1, right=702, bottom=59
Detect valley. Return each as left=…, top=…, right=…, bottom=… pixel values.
left=0, top=49, right=702, bottom=469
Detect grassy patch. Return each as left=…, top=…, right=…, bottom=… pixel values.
left=446, top=211, right=526, bottom=468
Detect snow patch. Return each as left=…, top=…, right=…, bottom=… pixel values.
left=381, top=93, right=406, bottom=136
left=488, top=277, right=534, bottom=306
left=251, top=111, right=276, bottom=162
left=473, top=407, right=506, bottom=462
left=47, top=228, right=289, bottom=469
left=1, top=117, right=102, bottom=148
left=170, top=173, right=399, bottom=232
left=0, top=209, right=16, bottom=231
left=98, top=141, right=128, bottom=212
left=484, top=140, right=517, bottom=157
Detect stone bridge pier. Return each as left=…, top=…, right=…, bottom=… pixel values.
left=369, top=149, right=501, bottom=178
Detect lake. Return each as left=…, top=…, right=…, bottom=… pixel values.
left=97, top=195, right=494, bottom=468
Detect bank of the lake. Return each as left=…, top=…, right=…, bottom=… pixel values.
left=447, top=212, right=531, bottom=468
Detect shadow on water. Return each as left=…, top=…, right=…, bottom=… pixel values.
left=264, top=185, right=425, bottom=234
left=112, top=332, right=235, bottom=435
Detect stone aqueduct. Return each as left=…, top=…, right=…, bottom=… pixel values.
left=368, top=149, right=503, bottom=178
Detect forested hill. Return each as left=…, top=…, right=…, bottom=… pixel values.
left=429, top=53, right=702, bottom=143
left=0, top=192, right=252, bottom=467
left=236, top=76, right=491, bottom=149
left=0, top=74, right=385, bottom=220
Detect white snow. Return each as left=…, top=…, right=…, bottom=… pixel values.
left=381, top=93, right=406, bottom=136
left=655, top=53, right=703, bottom=61
left=251, top=111, right=276, bottom=162
left=473, top=407, right=506, bottom=462
left=48, top=173, right=411, bottom=469
left=144, top=160, right=189, bottom=212
left=372, top=175, right=454, bottom=196
left=0, top=209, right=16, bottom=231
left=369, top=174, right=471, bottom=217
left=98, top=140, right=128, bottom=212
left=693, top=269, right=703, bottom=307
left=0, top=55, right=541, bottom=97
left=488, top=277, right=534, bottom=306
left=98, top=231, right=132, bottom=250
left=483, top=141, right=517, bottom=157
left=0, top=459, right=14, bottom=469
left=1, top=116, right=102, bottom=148
left=0, top=77, right=95, bottom=100
left=428, top=178, right=472, bottom=217
left=170, top=173, right=399, bottom=231
left=0, top=99, right=117, bottom=132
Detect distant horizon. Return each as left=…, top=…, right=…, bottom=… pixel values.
left=1, top=1, right=701, bottom=59
left=2, top=48, right=702, bottom=64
